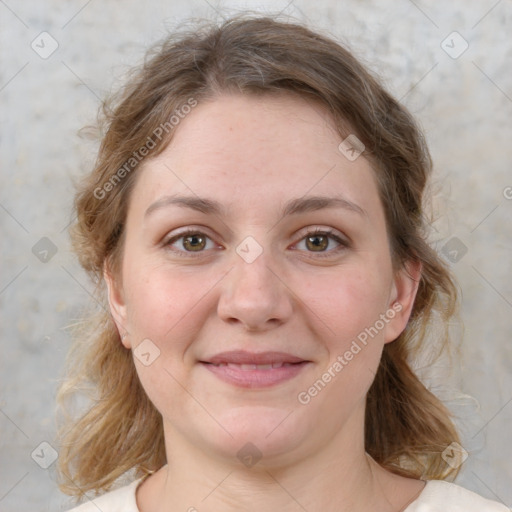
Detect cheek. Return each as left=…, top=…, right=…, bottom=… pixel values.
left=297, top=264, right=391, bottom=401
left=302, top=264, right=391, bottom=345
left=296, top=268, right=390, bottom=412
left=123, top=261, right=200, bottom=346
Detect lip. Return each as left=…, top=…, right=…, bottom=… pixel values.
left=203, top=350, right=307, bottom=366
left=199, top=350, right=311, bottom=388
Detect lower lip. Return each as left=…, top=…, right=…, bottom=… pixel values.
left=200, top=362, right=310, bottom=388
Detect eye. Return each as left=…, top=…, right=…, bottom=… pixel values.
left=164, top=229, right=217, bottom=256
left=163, top=227, right=349, bottom=259
left=293, top=228, right=349, bottom=258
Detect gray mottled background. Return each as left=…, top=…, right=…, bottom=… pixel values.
left=1, top=1, right=511, bottom=511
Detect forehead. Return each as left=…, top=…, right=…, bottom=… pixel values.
left=129, top=93, right=383, bottom=223
left=154, top=92, right=343, bottom=171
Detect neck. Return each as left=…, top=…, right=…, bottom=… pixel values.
left=139, top=411, right=414, bottom=512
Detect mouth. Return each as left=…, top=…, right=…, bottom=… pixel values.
left=206, top=361, right=299, bottom=370
left=199, top=351, right=311, bottom=388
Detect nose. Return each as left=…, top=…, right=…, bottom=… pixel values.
left=217, top=247, right=294, bottom=331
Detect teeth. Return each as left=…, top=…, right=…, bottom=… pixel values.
left=253, top=364, right=272, bottom=370
left=233, top=363, right=257, bottom=370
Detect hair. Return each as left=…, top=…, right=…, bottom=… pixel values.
left=56, top=13, right=462, bottom=498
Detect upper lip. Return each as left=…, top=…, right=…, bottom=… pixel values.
left=201, top=350, right=307, bottom=365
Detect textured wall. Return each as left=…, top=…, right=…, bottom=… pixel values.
left=1, top=1, right=511, bottom=510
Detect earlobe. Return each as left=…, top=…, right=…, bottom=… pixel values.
left=384, top=259, right=422, bottom=344
left=103, top=263, right=131, bottom=349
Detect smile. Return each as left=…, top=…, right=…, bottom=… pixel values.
left=199, top=351, right=311, bottom=388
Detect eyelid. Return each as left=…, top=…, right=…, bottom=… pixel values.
left=162, top=226, right=214, bottom=243
left=294, top=226, right=349, bottom=244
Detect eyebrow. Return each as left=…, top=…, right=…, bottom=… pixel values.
left=144, top=193, right=367, bottom=219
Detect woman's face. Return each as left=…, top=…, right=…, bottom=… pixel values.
left=106, top=93, right=420, bottom=466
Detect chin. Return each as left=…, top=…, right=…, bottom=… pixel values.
left=206, top=405, right=310, bottom=467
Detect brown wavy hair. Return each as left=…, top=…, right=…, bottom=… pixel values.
left=56, top=13, right=462, bottom=498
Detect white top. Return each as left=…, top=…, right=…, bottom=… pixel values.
left=66, top=478, right=510, bottom=511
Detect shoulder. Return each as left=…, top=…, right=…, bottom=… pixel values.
left=406, top=480, right=510, bottom=512
left=64, top=478, right=143, bottom=512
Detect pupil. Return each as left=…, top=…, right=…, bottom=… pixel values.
left=185, top=234, right=204, bottom=251
left=308, top=235, right=327, bottom=251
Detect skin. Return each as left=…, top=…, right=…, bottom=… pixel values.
left=105, top=93, right=425, bottom=511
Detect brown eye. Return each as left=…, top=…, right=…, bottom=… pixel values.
left=182, top=233, right=207, bottom=252
left=165, top=230, right=215, bottom=256
left=294, top=228, right=349, bottom=258
left=305, top=234, right=329, bottom=252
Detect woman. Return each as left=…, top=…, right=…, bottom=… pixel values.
left=57, top=14, right=509, bottom=512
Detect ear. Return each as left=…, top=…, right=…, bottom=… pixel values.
left=104, top=261, right=131, bottom=349
left=383, top=259, right=422, bottom=344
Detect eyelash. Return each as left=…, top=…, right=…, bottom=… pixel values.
left=163, top=228, right=350, bottom=259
